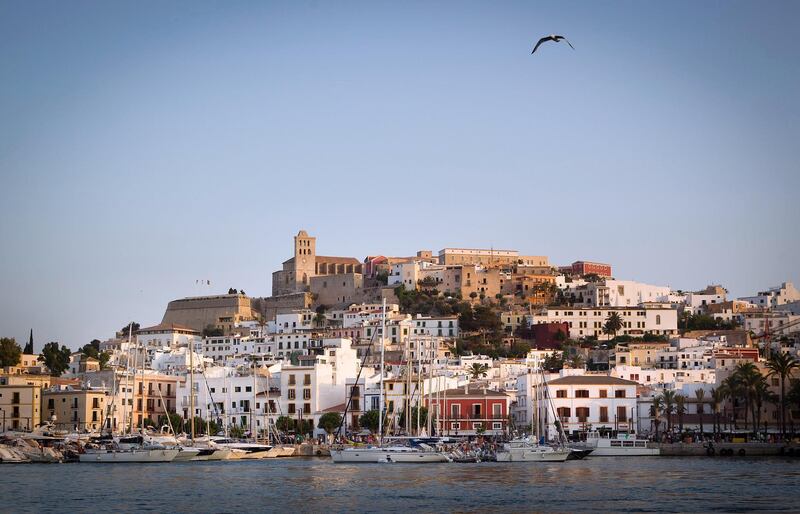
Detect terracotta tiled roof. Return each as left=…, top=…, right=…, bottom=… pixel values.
left=548, top=375, right=637, bottom=386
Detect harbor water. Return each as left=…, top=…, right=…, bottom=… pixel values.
left=2, top=457, right=799, bottom=513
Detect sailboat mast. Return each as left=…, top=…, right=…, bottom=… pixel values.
left=251, top=357, right=257, bottom=443
left=121, top=324, right=132, bottom=434
left=190, top=341, right=195, bottom=440
left=378, top=298, right=386, bottom=446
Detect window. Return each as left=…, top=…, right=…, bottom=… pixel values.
left=304, top=374, right=311, bottom=386
left=557, top=407, right=570, bottom=420
left=304, top=403, right=311, bottom=414
left=599, top=406, right=609, bottom=422
left=288, top=375, right=296, bottom=385
left=235, top=387, right=241, bottom=393
left=556, top=390, right=567, bottom=398
left=575, top=389, right=589, bottom=398
left=617, top=406, right=627, bottom=422
left=492, top=422, right=502, bottom=430
left=288, top=389, right=296, bottom=400
left=288, top=404, right=296, bottom=414
left=451, top=404, right=461, bottom=418
left=615, top=389, right=626, bottom=398
left=492, top=403, right=502, bottom=418
left=599, top=389, right=608, bottom=398
left=303, top=389, right=311, bottom=400
left=245, top=386, right=252, bottom=393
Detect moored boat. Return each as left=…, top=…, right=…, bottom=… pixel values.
left=79, top=448, right=180, bottom=463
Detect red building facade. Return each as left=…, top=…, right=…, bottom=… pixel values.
left=572, top=261, right=612, bottom=278
left=425, top=385, right=510, bottom=437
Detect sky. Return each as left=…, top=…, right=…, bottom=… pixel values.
left=1, top=0, right=798, bottom=351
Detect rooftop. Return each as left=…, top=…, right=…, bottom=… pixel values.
left=547, top=375, right=637, bottom=386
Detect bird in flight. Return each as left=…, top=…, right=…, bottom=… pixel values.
left=531, top=35, right=575, bottom=54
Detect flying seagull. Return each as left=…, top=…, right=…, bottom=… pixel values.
left=532, top=34, right=574, bottom=54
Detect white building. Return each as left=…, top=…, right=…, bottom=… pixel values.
left=176, top=364, right=281, bottom=437
left=563, top=279, right=673, bottom=308
left=546, top=373, right=639, bottom=437
left=739, top=282, right=800, bottom=308
left=412, top=314, right=459, bottom=338
left=279, top=339, right=360, bottom=436
left=528, top=305, right=678, bottom=340
left=684, top=286, right=728, bottom=315
left=136, top=323, right=202, bottom=364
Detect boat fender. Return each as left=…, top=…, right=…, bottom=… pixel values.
left=738, top=448, right=746, bottom=457
left=706, top=447, right=715, bottom=457
left=316, top=449, right=322, bottom=456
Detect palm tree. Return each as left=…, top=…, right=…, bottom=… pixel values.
left=676, top=394, right=687, bottom=434
left=765, top=352, right=799, bottom=439
left=603, top=312, right=624, bottom=340
left=710, top=386, right=726, bottom=437
left=468, top=363, right=490, bottom=380
left=649, top=396, right=663, bottom=440
left=661, top=390, right=676, bottom=433
left=752, top=377, right=776, bottom=438
left=694, top=389, right=706, bottom=435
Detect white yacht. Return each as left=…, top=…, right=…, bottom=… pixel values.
left=495, top=439, right=571, bottom=462
left=210, top=437, right=273, bottom=459
left=330, top=444, right=450, bottom=463
left=580, top=432, right=659, bottom=456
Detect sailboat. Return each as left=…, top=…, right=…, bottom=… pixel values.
left=80, top=328, right=178, bottom=463
left=331, top=299, right=450, bottom=464
left=496, top=368, right=571, bottom=463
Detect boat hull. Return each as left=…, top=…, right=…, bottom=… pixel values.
left=590, top=447, right=660, bottom=456
left=331, top=448, right=449, bottom=463
left=78, top=449, right=179, bottom=463
left=496, top=448, right=570, bottom=462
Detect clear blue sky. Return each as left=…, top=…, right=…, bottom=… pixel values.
left=1, top=1, right=798, bottom=350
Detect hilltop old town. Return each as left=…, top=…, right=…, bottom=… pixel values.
left=1, top=230, right=800, bottom=461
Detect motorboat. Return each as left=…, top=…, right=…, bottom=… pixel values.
left=331, top=444, right=450, bottom=463
left=0, top=445, right=30, bottom=463
left=495, top=439, right=571, bottom=462
left=211, top=438, right=273, bottom=459
left=566, top=447, right=593, bottom=460
left=578, top=432, right=659, bottom=456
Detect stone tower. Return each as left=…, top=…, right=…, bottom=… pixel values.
left=293, top=230, right=316, bottom=290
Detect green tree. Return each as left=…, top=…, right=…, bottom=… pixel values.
left=660, top=390, right=676, bottom=433
left=318, top=412, right=343, bottom=435
left=675, top=394, right=686, bottom=433
left=0, top=337, right=22, bottom=367
left=542, top=351, right=565, bottom=372
left=694, top=389, right=706, bottom=435
left=649, top=396, right=662, bottom=439
left=710, top=386, right=726, bottom=436
left=81, top=339, right=110, bottom=369
left=202, top=325, right=224, bottom=337
left=359, top=410, right=380, bottom=433
left=468, top=363, right=490, bottom=380
left=276, top=415, right=295, bottom=433
left=23, top=329, right=34, bottom=354
left=603, top=312, right=623, bottom=340
left=119, top=322, right=140, bottom=336
left=765, top=352, right=799, bottom=438
left=398, top=406, right=428, bottom=430
left=38, top=342, right=71, bottom=376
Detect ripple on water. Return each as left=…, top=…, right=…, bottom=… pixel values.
left=1, top=457, right=798, bottom=513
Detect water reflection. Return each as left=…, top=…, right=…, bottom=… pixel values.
left=3, top=457, right=798, bottom=513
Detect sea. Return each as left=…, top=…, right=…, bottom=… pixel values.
left=2, top=457, right=798, bottom=513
